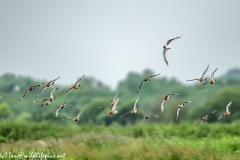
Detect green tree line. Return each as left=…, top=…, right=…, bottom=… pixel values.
left=0, top=68, right=239, bottom=126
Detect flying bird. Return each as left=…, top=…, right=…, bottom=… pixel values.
left=218, top=101, right=232, bottom=121
left=141, top=114, right=159, bottom=124
left=193, top=110, right=216, bottom=130
left=99, top=91, right=119, bottom=108
left=101, top=98, right=120, bottom=117
left=162, top=36, right=181, bottom=66
left=202, top=68, right=218, bottom=89
left=160, top=93, right=179, bottom=112
left=137, top=73, right=161, bottom=93
left=64, top=74, right=85, bottom=97
left=36, top=76, right=60, bottom=97
left=186, top=65, right=209, bottom=82
left=176, top=101, right=192, bottom=120
left=48, top=88, right=58, bottom=102
left=209, top=68, right=218, bottom=84
left=33, top=99, right=51, bottom=106
left=19, top=84, right=41, bottom=101
left=56, top=103, right=73, bottom=118
left=62, top=108, right=84, bottom=122
left=120, top=97, right=139, bottom=117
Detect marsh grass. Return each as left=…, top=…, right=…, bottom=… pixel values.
left=1, top=135, right=240, bottom=160
left=0, top=122, right=240, bottom=159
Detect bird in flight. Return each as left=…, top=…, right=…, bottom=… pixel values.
left=101, top=98, right=120, bottom=117
left=176, top=101, right=192, bottom=120
left=162, top=36, right=181, bottom=66
left=33, top=99, right=51, bottom=106
left=193, top=110, right=216, bottom=130
left=56, top=103, right=73, bottom=118
left=19, top=84, right=41, bottom=101
left=99, top=91, right=119, bottom=108
left=36, top=76, right=60, bottom=97
left=137, top=73, right=161, bottom=93
left=64, top=74, right=85, bottom=97
left=186, top=65, right=209, bottom=82
left=141, top=114, right=159, bottom=124
left=209, top=68, right=218, bottom=84
left=202, top=68, right=218, bottom=89
left=218, top=101, right=232, bottom=121
left=120, top=97, right=139, bottom=117
left=48, top=88, right=58, bottom=102
left=160, top=93, right=179, bottom=112
left=62, top=108, right=84, bottom=122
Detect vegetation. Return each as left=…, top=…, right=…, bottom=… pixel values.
left=0, top=122, right=240, bottom=159
left=0, top=68, right=240, bottom=159
left=0, top=68, right=239, bottom=125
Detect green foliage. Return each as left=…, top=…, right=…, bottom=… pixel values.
left=0, top=69, right=239, bottom=126
left=0, top=122, right=240, bottom=159
left=0, top=70, right=239, bottom=159
left=0, top=121, right=81, bottom=142
left=15, top=112, right=32, bottom=122
left=0, top=103, right=13, bottom=119
left=189, top=84, right=240, bottom=123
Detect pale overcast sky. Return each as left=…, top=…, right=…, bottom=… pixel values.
left=0, top=1, right=240, bottom=89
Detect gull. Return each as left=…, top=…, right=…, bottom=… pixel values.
left=202, top=68, right=218, bottom=89
left=176, top=101, right=192, bottom=120
left=62, top=108, right=84, bottom=122
left=48, top=88, right=58, bottom=102
left=36, top=76, right=60, bottom=97
left=162, top=36, right=181, bottom=66
left=141, top=114, right=159, bottom=124
left=99, top=91, right=119, bottom=108
left=193, top=110, right=216, bottom=130
left=56, top=103, right=73, bottom=118
left=137, top=73, right=161, bottom=93
left=33, top=99, right=51, bottom=106
left=218, top=101, right=232, bottom=121
left=160, top=93, right=179, bottom=112
left=101, top=98, right=120, bottom=117
left=64, top=74, right=85, bottom=97
left=186, top=65, right=209, bottom=82
left=120, top=97, right=139, bottom=117
left=19, top=84, right=41, bottom=101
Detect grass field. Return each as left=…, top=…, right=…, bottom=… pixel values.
left=0, top=122, right=240, bottom=160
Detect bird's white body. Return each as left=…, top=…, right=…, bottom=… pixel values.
left=163, top=44, right=171, bottom=50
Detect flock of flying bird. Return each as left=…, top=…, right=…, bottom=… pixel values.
left=0, top=37, right=233, bottom=130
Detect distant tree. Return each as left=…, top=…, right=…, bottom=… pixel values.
left=226, top=78, right=240, bottom=85
left=16, top=112, right=32, bottom=122
left=0, top=103, right=13, bottom=119
left=189, top=84, right=240, bottom=123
